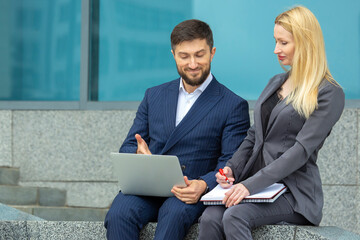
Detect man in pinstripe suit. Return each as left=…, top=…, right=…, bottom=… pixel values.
left=104, top=19, right=250, bottom=240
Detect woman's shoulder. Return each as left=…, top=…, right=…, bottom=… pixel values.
left=260, top=72, right=289, bottom=90
left=317, top=79, right=345, bottom=113
left=272, top=72, right=288, bottom=79
left=267, top=72, right=289, bottom=85
left=318, top=79, right=344, bottom=97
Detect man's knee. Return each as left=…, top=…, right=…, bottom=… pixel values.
left=105, top=194, right=144, bottom=226
left=105, top=203, right=132, bottom=226
left=159, top=198, right=201, bottom=225
left=163, top=204, right=189, bottom=221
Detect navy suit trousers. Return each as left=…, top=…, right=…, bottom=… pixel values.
left=104, top=192, right=206, bottom=240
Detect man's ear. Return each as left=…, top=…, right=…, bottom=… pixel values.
left=171, top=49, right=175, bottom=58
left=210, top=47, right=216, bottom=61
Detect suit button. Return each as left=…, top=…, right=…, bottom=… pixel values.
left=181, top=165, right=186, bottom=171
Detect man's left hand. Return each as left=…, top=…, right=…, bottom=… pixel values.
left=171, top=176, right=207, bottom=204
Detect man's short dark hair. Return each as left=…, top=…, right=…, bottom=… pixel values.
left=171, top=19, right=213, bottom=51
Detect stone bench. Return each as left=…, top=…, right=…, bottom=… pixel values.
left=1, top=221, right=360, bottom=240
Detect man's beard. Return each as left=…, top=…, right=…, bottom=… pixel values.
left=177, top=65, right=211, bottom=87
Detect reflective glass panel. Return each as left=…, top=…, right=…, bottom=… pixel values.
left=90, top=0, right=191, bottom=101
left=92, top=0, right=360, bottom=101
left=0, top=0, right=81, bottom=101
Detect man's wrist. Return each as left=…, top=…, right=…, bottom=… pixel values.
left=198, top=179, right=209, bottom=195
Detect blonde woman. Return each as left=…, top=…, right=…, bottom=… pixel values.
left=198, top=6, right=345, bottom=240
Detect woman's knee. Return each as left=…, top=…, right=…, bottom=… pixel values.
left=222, top=206, right=253, bottom=239
left=200, top=207, right=225, bottom=226
left=199, top=208, right=216, bottom=225
left=222, top=205, right=250, bottom=227
left=222, top=207, right=236, bottom=226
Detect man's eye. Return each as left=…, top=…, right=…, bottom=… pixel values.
left=180, top=55, right=188, bottom=59
left=196, top=54, right=205, bottom=58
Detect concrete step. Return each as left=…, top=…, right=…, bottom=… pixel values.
left=0, top=185, right=38, bottom=205
left=1, top=221, right=359, bottom=240
left=0, top=185, right=66, bottom=206
left=0, top=167, right=20, bottom=185
left=11, top=206, right=108, bottom=222
left=38, top=187, right=66, bottom=206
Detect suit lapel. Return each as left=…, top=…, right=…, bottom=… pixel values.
left=255, top=73, right=288, bottom=141
left=265, top=98, right=288, bottom=136
left=163, top=80, right=179, bottom=138
left=160, top=78, right=223, bottom=154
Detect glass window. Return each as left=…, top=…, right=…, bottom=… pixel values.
left=1, top=0, right=358, bottom=104
left=90, top=0, right=191, bottom=101
left=0, top=0, right=81, bottom=101
left=91, top=0, right=360, bottom=101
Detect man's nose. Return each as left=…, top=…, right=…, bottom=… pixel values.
left=188, top=57, right=198, bottom=69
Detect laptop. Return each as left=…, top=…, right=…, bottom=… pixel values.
left=110, top=152, right=186, bottom=197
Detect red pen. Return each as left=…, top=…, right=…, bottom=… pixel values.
left=218, top=168, right=230, bottom=184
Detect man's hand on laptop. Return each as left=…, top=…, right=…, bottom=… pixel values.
left=171, top=176, right=207, bottom=204
left=135, top=134, right=151, bottom=155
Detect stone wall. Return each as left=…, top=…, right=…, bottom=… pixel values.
left=0, top=108, right=358, bottom=234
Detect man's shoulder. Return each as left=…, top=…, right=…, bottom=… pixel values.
left=213, top=78, right=246, bottom=104
left=147, top=79, right=179, bottom=92
left=143, top=79, right=179, bottom=100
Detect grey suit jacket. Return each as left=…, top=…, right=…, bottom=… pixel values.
left=227, top=72, right=345, bottom=225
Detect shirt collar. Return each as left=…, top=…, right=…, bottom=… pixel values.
left=179, top=72, right=213, bottom=94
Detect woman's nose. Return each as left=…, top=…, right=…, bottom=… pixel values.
left=274, top=45, right=281, bottom=54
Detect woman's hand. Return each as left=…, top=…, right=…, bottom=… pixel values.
left=216, top=166, right=234, bottom=188
left=222, top=183, right=250, bottom=208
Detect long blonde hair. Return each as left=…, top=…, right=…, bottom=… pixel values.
left=275, top=6, right=339, bottom=118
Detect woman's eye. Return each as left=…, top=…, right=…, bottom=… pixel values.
left=282, top=42, right=288, bottom=45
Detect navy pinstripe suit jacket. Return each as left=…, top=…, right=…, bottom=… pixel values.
left=120, top=76, right=250, bottom=190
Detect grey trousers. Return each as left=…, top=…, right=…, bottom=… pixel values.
left=198, top=193, right=311, bottom=240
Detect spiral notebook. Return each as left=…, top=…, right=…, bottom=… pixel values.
left=200, top=183, right=287, bottom=205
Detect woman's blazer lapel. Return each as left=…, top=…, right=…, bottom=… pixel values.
left=237, top=73, right=288, bottom=181
left=254, top=73, right=288, bottom=142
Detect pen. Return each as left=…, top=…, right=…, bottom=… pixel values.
left=218, top=168, right=230, bottom=184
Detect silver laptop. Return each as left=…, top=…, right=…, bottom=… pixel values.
left=111, top=152, right=186, bottom=197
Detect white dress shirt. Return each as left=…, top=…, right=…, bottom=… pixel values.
left=175, top=73, right=213, bottom=126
